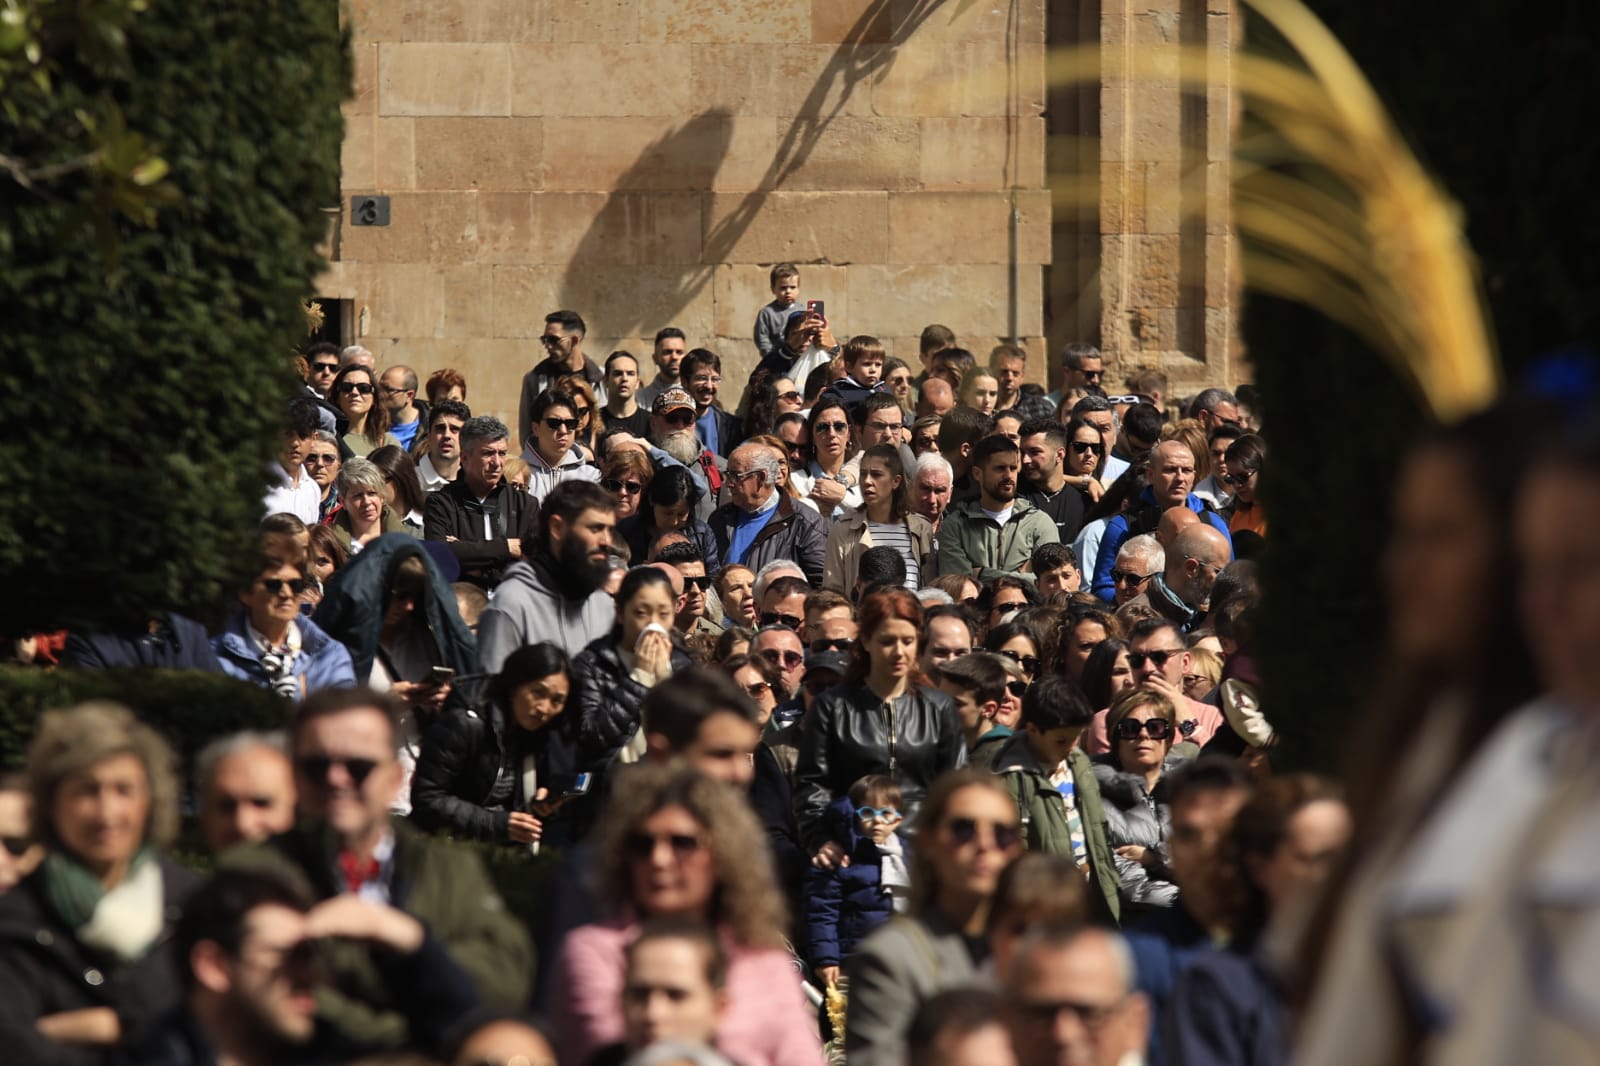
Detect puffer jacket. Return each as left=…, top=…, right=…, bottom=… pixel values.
left=409, top=699, right=582, bottom=842
left=708, top=493, right=827, bottom=587
left=1091, top=752, right=1192, bottom=911
left=935, top=496, right=1059, bottom=583
left=793, top=681, right=967, bottom=853
left=803, top=796, right=906, bottom=968
left=572, top=636, right=693, bottom=771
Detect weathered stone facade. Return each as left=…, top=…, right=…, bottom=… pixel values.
left=321, top=0, right=1235, bottom=428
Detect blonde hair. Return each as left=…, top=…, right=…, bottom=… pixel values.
left=502, top=457, right=531, bottom=490
left=593, top=763, right=787, bottom=950
left=28, top=701, right=180, bottom=851
left=1162, top=418, right=1212, bottom=480
left=1104, top=687, right=1178, bottom=768
left=1186, top=647, right=1223, bottom=690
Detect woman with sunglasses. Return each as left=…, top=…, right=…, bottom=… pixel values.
left=823, top=444, right=935, bottom=595
left=411, top=643, right=583, bottom=846
left=1092, top=687, right=1191, bottom=913
left=792, top=395, right=859, bottom=518
left=1064, top=415, right=1111, bottom=504
left=555, top=374, right=601, bottom=461
left=572, top=567, right=694, bottom=774
left=984, top=620, right=1042, bottom=690
left=794, top=589, right=966, bottom=869
left=1223, top=433, right=1267, bottom=539
left=553, top=763, right=822, bottom=1066
left=618, top=465, right=722, bottom=574
left=599, top=447, right=654, bottom=521
left=213, top=544, right=356, bottom=696
left=844, top=769, right=1023, bottom=1066
left=330, top=364, right=399, bottom=458
left=0, top=702, right=201, bottom=1061
left=883, top=357, right=915, bottom=415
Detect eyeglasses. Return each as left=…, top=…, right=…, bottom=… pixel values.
left=855, top=806, right=902, bottom=823
left=683, top=575, right=712, bottom=590
left=625, top=830, right=705, bottom=860
left=1111, top=570, right=1156, bottom=586
left=728, top=469, right=763, bottom=483
left=1127, top=648, right=1183, bottom=670
left=690, top=376, right=721, bottom=388
left=335, top=382, right=374, bottom=396
left=743, top=680, right=772, bottom=698
left=296, top=755, right=379, bottom=787
left=310, top=361, right=338, bottom=374
left=1069, top=440, right=1103, bottom=454
left=663, top=411, right=696, bottom=427
left=1216, top=416, right=1243, bottom=429
left=1182, top=674, right=1212, bottom=689
left=778, top=391, right=801, bottom=403
left=759, top=647, right=805, bottom=669
left=1015, top=998, right=1123, bottom=1031
left=998, top=649, right=1040, bottom=675
left=810, top=638, right=854, bottom=654
left=1185, top=556, right=1225, bottom=578
left=1222, top=470, right=1255, bottom=488
left=304, top=454, right=338, bottom=466
left=572, top=406, right=591, bottom=418
left=1005, top=680, right=1028, bottom=698
left=945, top=816, right=1021, bottom=851
left=991, top=599, right=1028, bottom=615
left=260, top=577, right=311, bottom=597
left=602, top=478, right=643, bottom=495
left=814, top=421, right=849, bottom=435
left=760, top=612, right=803, bottom=631
left=543, top=417, right=580, bottom=432
left=378, top=384, right=409, bottom=396
left=1114, top=717, right=1174, bottom=741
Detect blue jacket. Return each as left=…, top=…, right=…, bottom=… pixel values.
left=1125, top=905, right=1214, bottom=1066
left=62, top=612, right=222, bottom=672
left=1165, top=942, right=1288, bottom=1066
left=212, top=610, right=356, bottom=697
left=1092, top=490, right=1231, bottom=601
left=803, top=796, right=905, bottom=968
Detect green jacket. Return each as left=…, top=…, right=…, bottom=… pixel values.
left=991, top=735, right=1122, bottom=925
left=935, top=497, right=1059, bottom=583
left=222, top=816, right=532, bottom=1050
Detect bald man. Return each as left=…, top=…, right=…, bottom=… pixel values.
left=1155, top=505, right=1200, bottom=550
left=1091, top=438, right=1231, bottom=601
left=917, top=377, right=955, bottom=418
left=1128, top=523, right=1232, bottom=632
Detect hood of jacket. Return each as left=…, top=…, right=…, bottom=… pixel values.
left=312, top=533, right=478, bottom=681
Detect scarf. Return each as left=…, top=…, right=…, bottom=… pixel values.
left=42, top=847, right=166, bottom=963
left=876, top=835, right=912, bottom=912
left=251, top=618, right=303, bottom=699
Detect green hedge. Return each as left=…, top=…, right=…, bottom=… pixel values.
left=0, top=1, right=349, bottom=635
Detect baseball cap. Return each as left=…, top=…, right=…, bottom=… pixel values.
left=652, top=386, right=695, bottom=416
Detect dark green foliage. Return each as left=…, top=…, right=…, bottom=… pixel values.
left=0, top=665, right=289, bottom=772
left=1251, top=4, right=1600, bottom=768
left=0, top=0, right=349, bottom=634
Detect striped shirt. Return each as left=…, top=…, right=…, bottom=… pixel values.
left=868, top=521, right=920, bottom=590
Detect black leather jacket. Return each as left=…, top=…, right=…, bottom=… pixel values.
left=793, top=680, right=968, bottom=853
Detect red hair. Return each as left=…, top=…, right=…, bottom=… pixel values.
left=847, top=588, right=931, bottom=687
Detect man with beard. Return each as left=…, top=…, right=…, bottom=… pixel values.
left=1018, top=417, right=1086, bottom=544
left=424, top=416, right=540, bottom=590
left=636, top=327, right=687, bottom=411
left=937, top=435, right=1060, bottom=582
left=122, top=869, right=479, bottom=1065
left=647, top=386, right=725, bottom=523
left=477, top=480, right=618, bottom=671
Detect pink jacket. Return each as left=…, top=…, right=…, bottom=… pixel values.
left=1083, top=696, right=1225, bottom=755
left=553, top=915, right=825, bottom=1066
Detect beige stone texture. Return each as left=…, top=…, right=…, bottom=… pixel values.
left=509, top=45, right=694, bottom=118
left=398, top=0, right=550, bottom=43
left=889, top=190, right=1051, bottom=265
left=540, top=116, right=776, bottom=193
left=377, top=44, right=510, bottom=116
left=550, top=0, right=639, bottom=43
left=373, top=118, right=416, bottom=189
left=705, top=191, right=891, bottom=263
left=777, top=117, right=922, bottom=192
left=637, top=0, right=810, bottom=44
left=349, top=44, right=378, bottom=117
left=413, top=117, right=544, bottom=190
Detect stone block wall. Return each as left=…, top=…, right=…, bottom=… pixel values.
left=321, top=0, right=1059, bottom=428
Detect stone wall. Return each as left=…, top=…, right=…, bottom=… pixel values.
left=320, top=0, right=1058, bottom=428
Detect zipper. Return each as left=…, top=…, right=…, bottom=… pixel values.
left=886, top=696, right=898, bottom=774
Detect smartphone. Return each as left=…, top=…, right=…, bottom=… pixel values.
left=430, top=666, right=456, bottom=685
left=563, top=773, right=593, bottom=797
left=806, top=299, right=825, bottom=318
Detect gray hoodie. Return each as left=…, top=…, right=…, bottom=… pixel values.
left=477, top=556, right=615, bottom=673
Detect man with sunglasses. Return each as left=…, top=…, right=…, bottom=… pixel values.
left=520, top=388, right=602, bottom=502
left=1110, top=535, right=1165, bottom=607
left=1084, top=619, right=1224, bottom=755
left=302, top=341, right=341, bottom=399
left=657, top=541, right=724, bottom=642
left=803, top=590, right=858, bottom=652
left=213, top=546, right=355, bottom=698
left=1192, top=423, right=1243, bottom=509
left=600, top=350, right=651, bottom=440
left=222, top=688, right=530, bottom=1052
left=1004, top=925, right=1150, bottom=1066
left=1189, top=387, right=1242, bottom=435
left=1019, top=417, right=1088, bottom=544
left=518, top=309, right=606, bottom=452
left=992, top=677, right=1124, bottom=926
left=1125, top=525, right=1232, bottom=634
left=1048, top=341, right=1105, bottom=408
left=752, top=624, right=808, bottom=710
left=303, top=430, right=343, bottom=520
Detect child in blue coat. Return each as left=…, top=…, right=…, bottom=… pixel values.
left=803, top=774, right=912, bottom=987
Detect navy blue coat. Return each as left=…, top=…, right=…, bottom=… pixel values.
left=802, top=796, right=905, bottom=968
left=63, top=613, right=222, bottom=672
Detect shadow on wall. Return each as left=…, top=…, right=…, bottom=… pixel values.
left=558, top=0, right=974, bottom=341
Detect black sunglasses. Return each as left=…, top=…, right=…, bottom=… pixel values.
left=304, top=454, right=338, bottom=466
left=999, top=649, right=1040, bottom=675
left=261, top=577, right=311, bottom=597
left=760, top=647, right=805, bottom=669
left=810, top=638, right=854, bottom=654
left=1115, top=717, right=1174, bottom=741
left=1111, top=569, right=1156, bottom=586
left=778, top=390, right=801, bottom=403
left=1005, top=679, right=1028, bottom=698
left=946, top=816, right=1021, bottom=851
left=296, top=755, right=379, bottom=787
left=760, top=612, right=802, bottom=631
left=310, top=361, right=338, bottom=374
left=683, top=575, right=712, bottom=590
left=1070, top=440, right=1103, bottom=454
left=543, top=417, right=580, bottom=432
left=1223, top=470, right=1255, bottom=488
left=603, top=478, right=643, bottom=495
left=626, top=830, right=705, bottom=860
left=335, top=382, right=374, bottom=396
left=1127, top=649, right=1182, bottom=670
left=663, top=410, right=696, bottom=427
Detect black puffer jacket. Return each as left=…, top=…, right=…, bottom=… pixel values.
left=572, top=636, right=693, bottom=770
left=409, top=700, right=582, bottom=842
left=793, top=681, right=968, bottom=853
left=0, top=856, right=200, bottom=1065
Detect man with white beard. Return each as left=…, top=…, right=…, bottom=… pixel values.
left=648, top=386, right=727, bottom=522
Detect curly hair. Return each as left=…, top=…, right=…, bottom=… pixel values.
left=593, top=763, right=787, bottom=950
left=29, top=701, right=181, bottom=852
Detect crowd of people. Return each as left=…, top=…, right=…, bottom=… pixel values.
left=7, top=261, right=1587, bottom=1066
